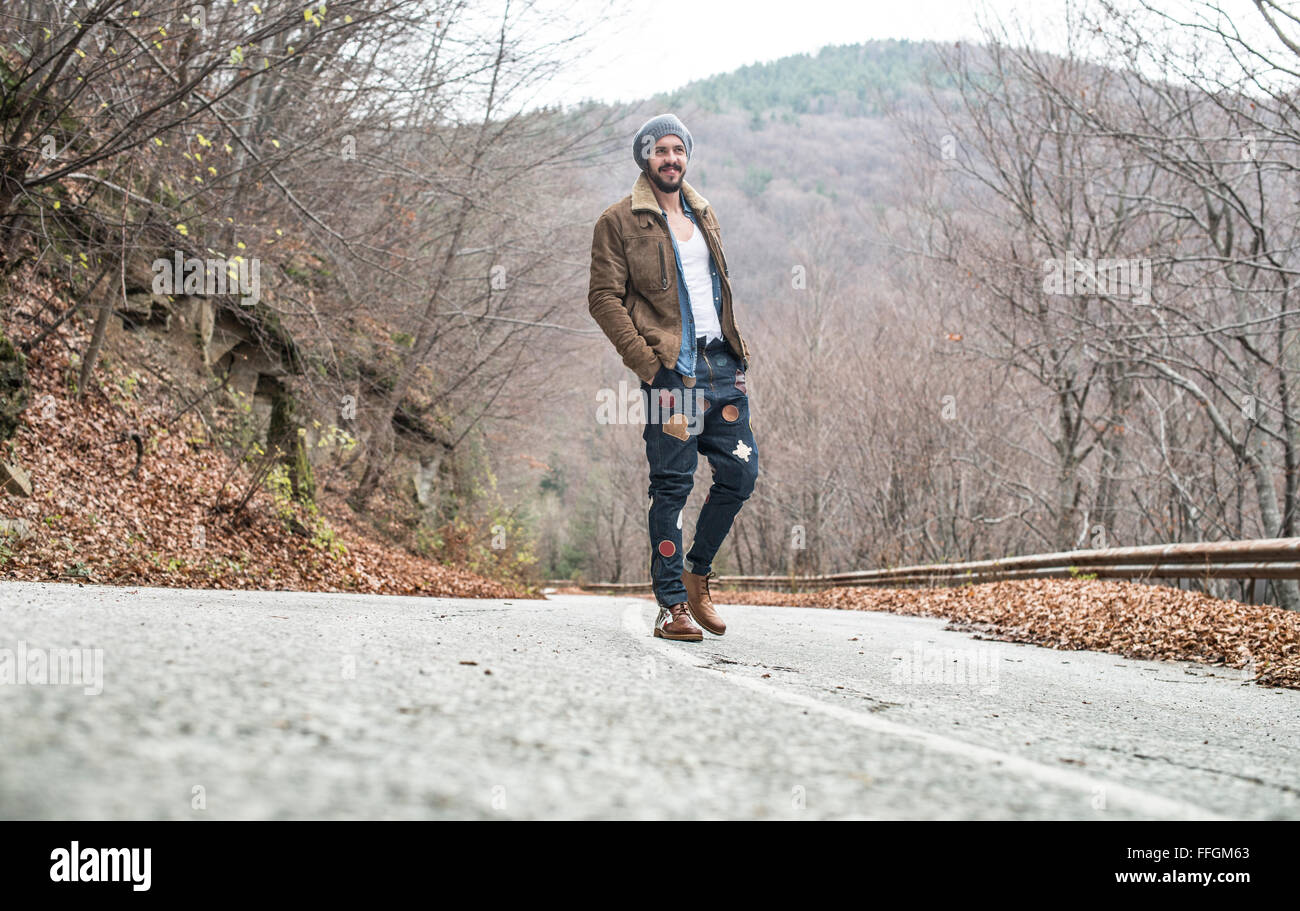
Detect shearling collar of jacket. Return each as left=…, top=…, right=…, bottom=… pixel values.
left=630, top=170, right=710, bottom=216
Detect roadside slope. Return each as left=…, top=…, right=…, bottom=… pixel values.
left=0, top=277, right=531, bottom=600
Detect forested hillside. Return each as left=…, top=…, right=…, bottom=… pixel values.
left=552, top=13, right=1300, bottom=614
left=0, top=0, right=611, bottom=594
left=4, top=2, right=1300, bottom=609
left=655, top=39, right=948, bottom=117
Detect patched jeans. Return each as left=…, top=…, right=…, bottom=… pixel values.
left=642, top=338, right=759, bottom=607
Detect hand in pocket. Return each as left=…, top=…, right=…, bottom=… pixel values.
left=651, top=363, right=678, bottom=388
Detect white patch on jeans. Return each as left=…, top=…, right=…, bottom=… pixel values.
left=732, top=440, right=753, bottom=462
left=676, top=509, right=683, bottom=529
left=655, top=606, right=672, bottom=632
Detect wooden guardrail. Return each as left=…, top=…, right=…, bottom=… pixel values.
left=546, top=536, right=1300, bottom=598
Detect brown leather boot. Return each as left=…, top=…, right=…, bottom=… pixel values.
left=654, top=602, right=703, bottom=641
left=682, top=570, right=726, bottom=636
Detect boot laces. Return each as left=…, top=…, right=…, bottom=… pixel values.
left=661, top=602, right=688, bottom=623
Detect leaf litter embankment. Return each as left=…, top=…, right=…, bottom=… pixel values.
left=0, top=285, right=533, bottom=600
left=711, top=578, right=1300, bottom=690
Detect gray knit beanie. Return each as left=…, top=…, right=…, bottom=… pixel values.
left=633, top=114, right=693, bottom=172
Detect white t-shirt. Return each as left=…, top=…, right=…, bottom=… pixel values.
left=678, top=224, right=722, bottom=343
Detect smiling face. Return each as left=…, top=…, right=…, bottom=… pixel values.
left=646, top=133, right=687, bottom=193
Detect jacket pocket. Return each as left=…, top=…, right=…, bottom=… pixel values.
left=626, top=235, right=666, bottom=298
left=657, top=242, right=667, bottom=290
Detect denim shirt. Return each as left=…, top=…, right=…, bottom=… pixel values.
left=661, top=194, right=723, bottom=378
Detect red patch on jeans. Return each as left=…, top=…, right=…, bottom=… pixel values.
left=734, top=371, right=747, bottom=394
left=658, top=540, right=676, bottom=557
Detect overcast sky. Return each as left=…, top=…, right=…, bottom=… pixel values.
left=505, top=0, right=1282, bottom=111
left=522, top=0, right=1065, bottom=109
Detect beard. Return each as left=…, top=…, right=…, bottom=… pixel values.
left=648, top=164, right=685, bottom=193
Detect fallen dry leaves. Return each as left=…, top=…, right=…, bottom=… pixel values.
left=0, top=295, right=535, bottom=601
left=711, top=579, right=1300, bottom=690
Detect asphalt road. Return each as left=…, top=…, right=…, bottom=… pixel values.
left=1, top=581, right=1296, bottom=819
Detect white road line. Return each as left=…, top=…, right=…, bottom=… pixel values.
left=619, top=601, right=1226, bottom=820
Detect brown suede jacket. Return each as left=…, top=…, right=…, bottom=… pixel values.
left=588, top=172, right=751, bottom=385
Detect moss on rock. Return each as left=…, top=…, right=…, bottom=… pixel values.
left=268, top=386, right=314, bottom=504
left=0, top=331, right=30, bottom=442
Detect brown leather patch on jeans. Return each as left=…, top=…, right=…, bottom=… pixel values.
left=663, top=413, right=690, bottom=441
left=722, top=404, right=740, bottom=422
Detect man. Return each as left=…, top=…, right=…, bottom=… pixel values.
left=588, top=113, right=759, bottom=643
